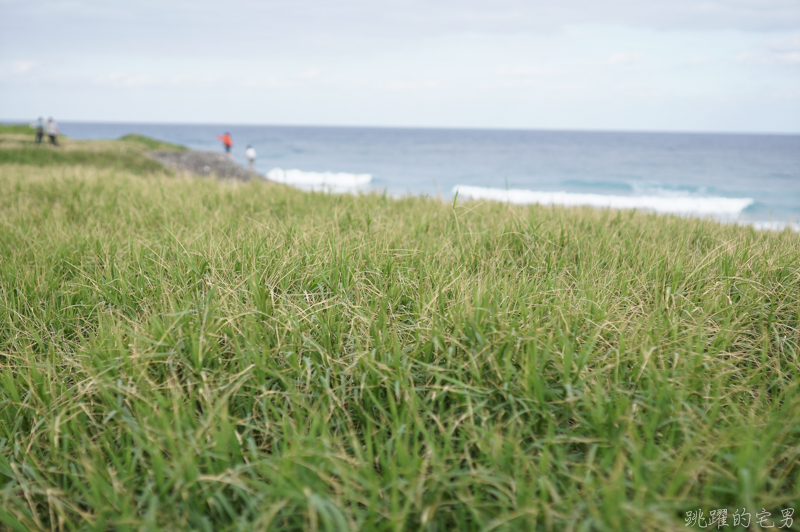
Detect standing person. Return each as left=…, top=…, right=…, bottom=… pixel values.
left=35, top=117, right=44, bottom=144
left=47, top=117, right=59, bottom=146
left=216, top=132, right=233, bottom=159
left=245, top=145, right=256, bottom=170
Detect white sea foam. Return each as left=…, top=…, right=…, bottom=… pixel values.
left=267, top=168, right=372, bottom=190
left=742, top=220, right=800, bottom=232
left=452, top=185, right=754, bottom=217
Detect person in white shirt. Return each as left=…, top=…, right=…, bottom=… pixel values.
left=245, top=145, right=256, bottom=170
left=47, top=118, right=59, bottom=146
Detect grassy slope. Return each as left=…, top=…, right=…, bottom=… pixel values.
left=0, top=144, right=799, bottom=530
left=0, top=124, right=38, bottom=135
left=117, top=133, right=188, bottom=152
left=0, top=126, right=185, bottom=174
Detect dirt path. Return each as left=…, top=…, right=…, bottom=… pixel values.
left=148, top=151, right=263, bottom=181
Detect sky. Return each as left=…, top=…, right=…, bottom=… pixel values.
left=1, top=0, right=799, bottom=133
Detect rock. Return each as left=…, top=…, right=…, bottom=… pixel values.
left=147, top=151, right=264, bottom=182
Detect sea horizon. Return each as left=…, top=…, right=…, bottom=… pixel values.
left=4, top=118, right=800, bottom=137
left=6, top=120, right=800, bottom=229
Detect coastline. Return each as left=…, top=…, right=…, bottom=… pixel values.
left=0, top=124, right=267, bottom=182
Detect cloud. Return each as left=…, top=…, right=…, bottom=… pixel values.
left=239, top=69, right=327, bottom=90
left=768, top=32, right=800, bottom=52
left=93, top=72, right=163, bottom=87
left=737, top=32, right=800, bottom=65
left=12, top=60, right=38, bottom=73
left=607, top=52, right=644, bottom=66
left=241, top=78, right=294, bottom=90
left=294, top=68, right=324, bottom=80
left=493, top=65, right=573, bottom=89
left=163, top=74, right=218, bottom=86
left=684, top=56, right=712, bottom=66
left=765, top=32, right=800, bottom=63
left=737, top=51, right=800, bottom=65
left=3, top=0, right=800, bottom=60
left=373, top=80, right=442, bottom=91
left=495, top=65, right=569, bottom=78
left=2, top=0, right=799, bottom=132
left=91, top=72, right=221, bottom=87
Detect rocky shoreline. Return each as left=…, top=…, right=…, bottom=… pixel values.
left=148, top=150, right=264, bottom=182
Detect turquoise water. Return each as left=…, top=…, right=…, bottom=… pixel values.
left=59, top=122, right=800, bottom=227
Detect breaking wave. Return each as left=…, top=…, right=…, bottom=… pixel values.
left=267, top=168, right=372, bottom=190
left=744, top=220, right=800, bottom=232
left=452, top=185, right=754, bottom=218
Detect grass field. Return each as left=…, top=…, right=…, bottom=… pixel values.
left=0, top=131, right=799, bottom=530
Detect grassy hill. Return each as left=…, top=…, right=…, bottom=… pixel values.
left=0, top=137, right=798, bottom=530
left=0, top=124, right=184, bottom=174
left=0, top=123, right=39, bottom=135
left=117, top=133, right=188, bottom=152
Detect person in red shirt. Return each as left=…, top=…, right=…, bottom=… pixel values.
left=217, top=132, right=233, bottom=158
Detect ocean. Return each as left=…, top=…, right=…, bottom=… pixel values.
left=59, top=122, right=800, bottom=229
